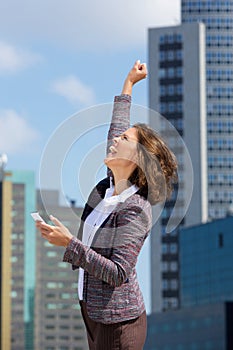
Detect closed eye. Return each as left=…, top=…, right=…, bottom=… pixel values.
left=121, top=134, right=128, bottom=141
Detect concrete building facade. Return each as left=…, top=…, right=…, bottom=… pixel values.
left=35, top=190, right=88, bottom=350
left=148, top=22, right=208, bottom=312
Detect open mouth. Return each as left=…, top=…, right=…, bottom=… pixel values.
left=109, top=145, right=117, bottom=155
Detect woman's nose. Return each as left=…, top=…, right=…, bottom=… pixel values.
left=113, top=136, right=120, bottom=144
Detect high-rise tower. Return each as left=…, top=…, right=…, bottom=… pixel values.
left=182, top=0, right=233, bottom=218
left=0, top=155, right=11, bottom=350
left=149, top=22, right=208, bottom=312
left=10, top=170, right=36, bottom=350
left=35, top=190, right=88, bottom=350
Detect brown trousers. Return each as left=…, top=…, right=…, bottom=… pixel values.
left=80, top=302, right=147, bottom=350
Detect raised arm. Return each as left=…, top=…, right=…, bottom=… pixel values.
left=121, top=60, right=147, bottom=96
left=106, top=60, right=147, bottom=176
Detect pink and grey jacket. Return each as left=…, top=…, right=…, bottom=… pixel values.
left=63, top=94, right=152, bottom=324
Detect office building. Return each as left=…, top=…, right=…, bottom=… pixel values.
left=145, top=301, right=233, bottom=350
left=0, top=156, right=11, bottom=350
left=145, top=215, right=233, bottom=350
left=182, top=0, right=233, bottom=218
left=148, top=22, right=208, bottom=312
left=35, top=190, right=88, bottom=350
left=10, top=170, right=36, bottom=350
left=179, top=215, right=233, bottom=307
left=0, top=168, right=36, bottom=350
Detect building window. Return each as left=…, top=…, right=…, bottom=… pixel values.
left=176, top=50, right=183, bottom=60
left=160, top=51, right=166, bottom=61
left=58, top=262, right=67, bottom=268
left=168, top=68, right=175, bottom=78
left=47, top=251, right=57, bottom=257
left=46, top=336, right=55, bottom=340
left=61, top=293, right=71, bottom=299
left=46, top=303, right=57, bottom=310
left=168, top=34, right=174, bottom=43
left=168, top=103, right=175, bottom=112
left=46, top=315, right=55, bottom=319
left=218, top=233, right=224, bottom=248
left=176, top=67, right=183, bottom=77
left=46, top=293, right=55, bottom=298
left=170, top=243, right=178, bottom=254
left=159, top=68, right=166, bottom=78
left=47, top=282, right=57, bottom=289
left=168, top=51, right=175, bottom=60
left=46, top=325, right=55, bottom=330
left=171, top=279, right=178, bottom=290
left=162, top=261, right=169, bottom=272
left=11, top=291, right=17, bottom=298
left=160, top=86, right=166, bottom=96
left=163, top=297, right=178, bottom=309
left=168, top=85, right=175, bottom=95
left=170, top=261, right=178, bottom=271
left=160, top=36, right=165, bottom=44
left=176, top=85, right=183, bottom=95
left=162, top=280, right=169, bottom=290
left=162, top=243, right=169, bottom=254
left=60, top=336, right=69, bottom=341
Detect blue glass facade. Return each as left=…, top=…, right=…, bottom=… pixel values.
left=145, top=216, right=233, bottom=349
left=179, top=215, right=233, bottom=307
left=182, top=0, right=233, bottom=219
left=145, top=301, right=233, bottom=350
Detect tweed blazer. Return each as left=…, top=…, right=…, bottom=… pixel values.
left=63, top=94, right=152, bottom=324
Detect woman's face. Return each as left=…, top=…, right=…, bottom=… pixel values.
left=104, top=127, right=138, bottom=170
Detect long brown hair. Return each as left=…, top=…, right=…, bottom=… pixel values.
left=129, top=123, right=178, bottom=205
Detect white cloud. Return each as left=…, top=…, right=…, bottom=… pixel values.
left=0, top=0, right=180, bottom=51
left=0, top=109, right=39, bottom=154
left=0, top=41, right=42, bottom=74
left=51, top=75, right=96, bottom=106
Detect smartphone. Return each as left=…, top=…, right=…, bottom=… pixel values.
left=31, top=212, right=45, bottom=223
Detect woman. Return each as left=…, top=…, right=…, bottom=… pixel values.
left=36, top=60, right=177, bottom=349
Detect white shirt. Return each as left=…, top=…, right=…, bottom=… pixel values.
left=78, top=178, right=139, bottom=300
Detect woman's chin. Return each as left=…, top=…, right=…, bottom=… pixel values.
left=104, top=156, right=113, bottom=165
left=104, top=155, right=117, bottom=169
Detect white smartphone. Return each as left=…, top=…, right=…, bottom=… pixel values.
left=31, top=212, right=45, bottom=222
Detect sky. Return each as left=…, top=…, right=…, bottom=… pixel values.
left=0, top=0, right=181, bottom=313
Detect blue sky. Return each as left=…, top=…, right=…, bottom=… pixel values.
left=0, top=0, right=180, bottom=313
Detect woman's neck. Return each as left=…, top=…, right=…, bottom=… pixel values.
left=111, top=168, right=134, bottom=195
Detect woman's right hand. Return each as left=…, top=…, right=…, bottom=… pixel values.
left=121, top=60, right=147, bottom=95
left=127, top=60, right=147, bottom=85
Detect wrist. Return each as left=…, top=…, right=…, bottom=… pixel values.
left=65, top=234, right=73, bottom=247
left=125, top=76, right=134, bottom=86
left=121, top=79, right=134, bottom=95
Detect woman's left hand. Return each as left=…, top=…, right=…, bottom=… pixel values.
left=36, top=215, right=73, bottom=247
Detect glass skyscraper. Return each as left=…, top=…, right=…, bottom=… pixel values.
left=180, top=215, right=233, bottom=307
left=182, top=0, right=233, bottom=218
left=145, top=301, right=233, bottom=350
left=149, top=22, right=208, bottom=312
left=145, top=215, right=233, bottom=350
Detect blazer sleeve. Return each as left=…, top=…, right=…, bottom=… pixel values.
left=107, top=94, right=131, bottom=177
left=63, top=199, right=152, bottom=287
